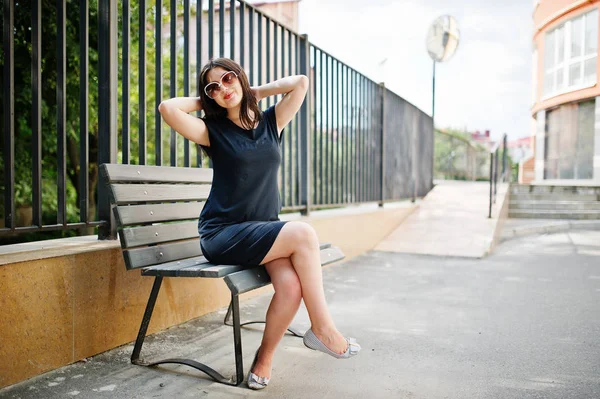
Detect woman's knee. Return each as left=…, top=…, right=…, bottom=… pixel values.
left=285, top=221, right=319, bottom=248
left=268, top=259, right=302, bottom=302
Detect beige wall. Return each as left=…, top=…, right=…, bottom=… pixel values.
left=0, top=204, right=414, bottom=389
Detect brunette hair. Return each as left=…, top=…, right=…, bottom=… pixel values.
left=198, top=58, right=262, bottom=130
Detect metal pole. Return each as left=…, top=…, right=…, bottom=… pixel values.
left=488, top=152, right=493, bottom=218
left=379, top=82, right=385, bottom=207
left=432, top=60, right=436, bottom=124
left=98, top=0, right=118, bottom=239
left=299, top=35, right=311, bottom=216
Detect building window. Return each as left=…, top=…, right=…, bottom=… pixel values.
left=544, top=99, right=595, bottom=179
left=544, top=8, right=598, bottom=97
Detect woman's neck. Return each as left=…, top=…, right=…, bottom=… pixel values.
left=227, top=105, right=242, bottom=120
left=227, top=106, right=255, bottom=122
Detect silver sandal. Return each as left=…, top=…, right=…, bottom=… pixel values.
left=247, top=347, right=270, bottom=390
left=303, top=328, right=361, bottom=359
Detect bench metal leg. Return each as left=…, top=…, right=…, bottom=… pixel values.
left=131, top=277, right=244, bottom=386
left=223, top=298, right=304, bottom=338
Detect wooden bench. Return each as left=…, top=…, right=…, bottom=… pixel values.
left=99, top=163, right=345, bottom=386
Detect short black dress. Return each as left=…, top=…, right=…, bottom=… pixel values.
left=198, top=105, right=287, bottom=266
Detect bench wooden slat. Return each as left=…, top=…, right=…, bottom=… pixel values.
left=141, top=255, right=213, bottom=276
left=123, top=240, right=203, bottom=270
left=120, top=221, right=198, bottom=248
left=224, top=246, right=345, bottom=295
left=110, top=184, right=211, bottom=204
left=319, top=246, right=345, bottom=266
left=100, top=163, right=213, bottom=184
left=114, top=202, right=206, bottom=226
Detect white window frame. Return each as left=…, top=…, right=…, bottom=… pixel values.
left=542, top=9, right=598, bottom=100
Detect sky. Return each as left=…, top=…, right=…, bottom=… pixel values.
left=297, top=0, right=533, bottom=141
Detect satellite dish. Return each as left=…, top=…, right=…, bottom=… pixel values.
left=426, top=15, right=460, bottom=62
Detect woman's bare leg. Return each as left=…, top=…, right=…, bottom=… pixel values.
left=250, top=257, right=302, bottom=379
left=259, top=221, right=348, bottom=354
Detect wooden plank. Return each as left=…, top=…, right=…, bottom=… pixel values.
left=114, top=202, right=206, bottom=226
left=141, top=255, right=212, bottom=276
left=223, top=266, right=271, bottom=295
left=320, top=246, right=345, bottom=266
left=100, top=163, right=213, bottom=184
left=119, top=221, right=199, bottom=248
left=111, top=183, right=211, bottom=204
left=196, top=264, right=248, bottom=278
left=123, top=239, right=203, bottom=270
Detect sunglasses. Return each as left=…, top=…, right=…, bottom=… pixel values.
left=204, top=71, right=238, bottom=99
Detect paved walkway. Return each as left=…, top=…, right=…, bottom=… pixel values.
left=2, top=230, right=599, bottom=399
left=376, top=180, right=509, bottom=258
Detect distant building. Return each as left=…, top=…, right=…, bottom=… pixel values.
left=507, top=136, right=534, bottom=164
left=470, top=129, right=495, bottom=150
left=532, top=0, right=600, bottom=182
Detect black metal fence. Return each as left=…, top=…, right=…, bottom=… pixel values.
left=0, top=0, right=433, bottom=241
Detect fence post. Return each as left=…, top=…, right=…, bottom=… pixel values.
left=488, top=152, right=493, bottom=218
left=98, top=0, right=118, bottom=239
left=298, top=34, right=311, bottom=216
left=379, top=82, right=386, bottom=207
left=502, top=133, right=508, bottom=182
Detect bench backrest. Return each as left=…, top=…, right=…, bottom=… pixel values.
left=100, top=163, right=213, bottom=270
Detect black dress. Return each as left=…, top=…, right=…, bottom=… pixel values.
left=198, top=105, right=287, bottom=266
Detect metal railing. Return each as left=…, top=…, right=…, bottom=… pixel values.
left=0, top=0, right=433, bottom=241
left=488, top=133, right=508, bottom=218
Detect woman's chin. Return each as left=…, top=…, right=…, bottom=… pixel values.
left=220, top=96, right=242, bottom=109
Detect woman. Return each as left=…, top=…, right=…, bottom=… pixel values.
left=158, top=57, right=360, bottom=390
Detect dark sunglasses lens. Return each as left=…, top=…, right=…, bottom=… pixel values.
left=205, top=84, right=218, bottom=98
left=222, top=72, right=235, bottom=84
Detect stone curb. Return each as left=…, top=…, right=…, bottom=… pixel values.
left=500, top=220, right=600, bottom=242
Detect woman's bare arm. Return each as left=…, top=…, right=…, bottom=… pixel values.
left=157, top=97, right=210, bottom=146
left=252, top=75, right=309, bottom=134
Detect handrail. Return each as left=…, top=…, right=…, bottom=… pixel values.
left=488, top=134, right=507, bottom=218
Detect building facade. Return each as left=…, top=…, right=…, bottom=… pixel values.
left=532, top=0, right=600, bottom=182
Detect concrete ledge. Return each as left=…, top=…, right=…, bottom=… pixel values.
left=0, top=202, right=416, bottom=389
left=500, top=219, right=600, bottom=242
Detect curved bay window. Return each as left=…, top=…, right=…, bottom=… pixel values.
left=545, top=100, right=595, bottom=179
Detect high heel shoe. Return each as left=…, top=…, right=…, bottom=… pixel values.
left=247, top=347, right=270, bottom=390
left=303, top=328, right=361, bottom=359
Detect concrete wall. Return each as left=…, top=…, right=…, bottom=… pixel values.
left=0, top=204, right=414, bottom=389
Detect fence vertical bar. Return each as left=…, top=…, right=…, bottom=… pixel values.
left=298, top=34, right=311, bottom=216
left=219, top=0, right=225, bottom=57
left=208, top=0, right=214, bottom=58
left=319, top=50, right=324, bottom=206
left=79, top=0, right=89, bottom=222
left=249, top=7, right=254, bottom=84
left=379, top=83, right=385, bottom=207
left=3, top=0, right=14, bottom=229
left=502, top=133, right=507, bottom=182
left=155, top=0, right=163, bottom=166
left=196, top=0, right=204, bottom=167
left=230, top=0, right=235, bottom=59
left=239, top=1, right=245, bottom=67
left=266, top=18, right=271, bottom=108
left=98, top=0, right=118, bottom=238
left=257, top=15, right=262, bottom=86
left=170, top=0, right=178, bottom=166
left=122, top=0, right=130, bottom=164
left=57, top=0, right=67, bottom=225
left=183, top=0, right=190, bottom=167
left=336, top=60, right=341, bottom=204
left=32, top=0, right=42, bottom=226
left=139, top=0, right=147, bottom=165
